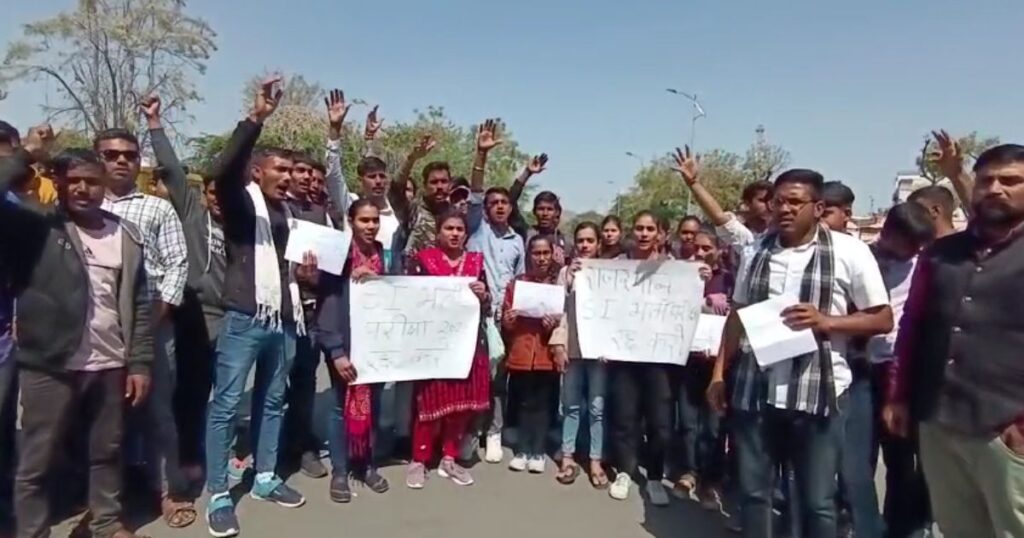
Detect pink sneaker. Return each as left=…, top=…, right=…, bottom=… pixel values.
left=438, top=457, right=474, bottom=486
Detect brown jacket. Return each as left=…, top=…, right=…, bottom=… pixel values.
left=501, top=275, right=559, bottom=371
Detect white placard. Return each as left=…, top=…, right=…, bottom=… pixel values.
left=511, top=281, right=565, bottom=318
left=575, top=259, right=704, bottom=365
left=349, top=276, right=480, bottom=384
left=736, top=296, right=819, bottom=367
left=284, top=219, right=352, bottom=276
left=690, top=314, right=727, bottom=355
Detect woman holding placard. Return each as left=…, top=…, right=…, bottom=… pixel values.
left=550, top=221, right=610, bottom=488
left=403, top=211, right=491, bottom=489
left=501, top=235, right=563, bottom=474
left=316, top=199, right=391, bottom=503
left=605, top=210, right=679, bottom=505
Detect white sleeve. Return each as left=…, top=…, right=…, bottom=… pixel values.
left=715, top=214, right=755, bottom=248
left=846, top=240, right=890, bottom=310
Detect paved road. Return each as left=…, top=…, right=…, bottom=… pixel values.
left=115, top=457, right=736, bottom=538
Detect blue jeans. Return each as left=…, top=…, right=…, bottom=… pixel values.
left=205, top=311, right=296, bottom=494
left=839, top=365, right=882, bottom=538
left=676, top=360, right=725, bottom=484
left=326, top=366, right=382, bottom=477
left=733, top=394, right=847, bottom=538
left=560, top=359, right=606, bottom=460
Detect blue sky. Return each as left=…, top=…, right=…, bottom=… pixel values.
left=2, top=0, right=1022, bottom=214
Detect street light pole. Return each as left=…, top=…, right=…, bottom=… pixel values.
left=666, top=88, right=705, bottom=215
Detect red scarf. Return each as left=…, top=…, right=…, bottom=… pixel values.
left=345, top=241, right=383, bottom=460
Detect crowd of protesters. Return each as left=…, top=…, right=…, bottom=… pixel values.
left=0, top=77, right=1021, bottom=538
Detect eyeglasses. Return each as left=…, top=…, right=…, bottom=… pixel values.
left=100, top=149, right=140, bottom=162
left=770, top=197, right=815, bottom=211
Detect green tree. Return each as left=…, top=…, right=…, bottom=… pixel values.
left=613, top=150, right=746, bottom=225
left=0, top=0, right=217, bottom=139
left=742, top=126, right=790, bottom=183
left=917, top=131, right=1000, bottom=183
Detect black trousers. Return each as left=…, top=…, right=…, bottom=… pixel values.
left=16, top=367, right=125, bottom=538
left=507, top=370, right=560, bottom=456
left=172, top=302, right=217, bottom=466
left=609, top=362, right=674, bottom=480
left=0, top=358, right=17, bottom=533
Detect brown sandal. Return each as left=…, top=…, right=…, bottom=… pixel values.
left=589, top=465, right=610, bottom=489
left=161, top=497, right=197, bottom=529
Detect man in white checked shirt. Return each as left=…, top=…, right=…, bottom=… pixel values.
left=97, top=128, right=194, bottom=526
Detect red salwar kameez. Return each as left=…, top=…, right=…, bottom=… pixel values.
left=408, top=247, right=491, bottom=463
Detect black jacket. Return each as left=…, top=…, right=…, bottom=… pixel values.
left=0, top=150, right=153, bottom=375
left=214, top=120, right=293, bottom=321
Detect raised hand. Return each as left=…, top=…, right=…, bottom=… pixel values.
left=476, top=118, right=503, bottom=153
left=21, top=124, right=55, bottom=160
left=928, top=129, right=965, bottom=180
left=139, top=94, right=162, bottom=127
left=250, top=74, right=284, bottom=123
left=526, top=153, right=549, bottom=175
left=410, top=134, right=437, bottom=160
left=325, top=88, right=352, bottom=137
left=672, top=145, right=700, bottom=186
left=364, top=105, right=384, bottom=140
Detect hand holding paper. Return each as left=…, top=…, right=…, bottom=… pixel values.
left=736, top=296, right=819, bottom=367
left=511, top=281, right=565, bottom=318
left=285, top=219, right=353, bottom=276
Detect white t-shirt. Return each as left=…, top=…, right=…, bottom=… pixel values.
left=733, top=229, right=889, bottom=405
left=867, top=255, right=917, bottom=364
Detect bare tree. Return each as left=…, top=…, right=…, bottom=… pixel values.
left=0, top=0, right=217, bottom=139
left=241, top=73, right=331, bottom=112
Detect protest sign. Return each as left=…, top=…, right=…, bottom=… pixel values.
left=284, top=219, right=352, bottom=275
left=349, top=276, right=480, bottom=384
left=575, top=259, right=704, bottom=364
left=511, top=281, right=565, bottom=318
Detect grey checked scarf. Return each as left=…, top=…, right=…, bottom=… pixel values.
left=731, top=225, right=837, bottom=416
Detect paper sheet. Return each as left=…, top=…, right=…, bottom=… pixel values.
left=736, top=296, right=819, bottom=367
left=511, top=281, right=565, bottom=318
left=284, top=219, right=352, bottom=276
left=690, top=314, right=727, bottom=355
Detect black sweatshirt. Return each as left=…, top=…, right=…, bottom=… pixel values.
left=213, top=120, right=293, bottom=321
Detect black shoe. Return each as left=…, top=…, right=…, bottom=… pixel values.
left=299, top=451, right=328, bottom=479
left=329, top=474, right=353, bottom=503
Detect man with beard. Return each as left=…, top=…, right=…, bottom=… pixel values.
left=467, top=184, right=527, bottom=463
left=884, top=144, right=1024, bottom=537
left=95, top=121, right=190, bottom=525
left=391, top=119, right=498, bottom=261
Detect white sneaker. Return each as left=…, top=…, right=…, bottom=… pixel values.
left=484, top=433, right=503, bottom=463
left=527, top=455, right=545, bottom=474
left=609, top=472, right=631, bottom=500
left=508, top=453, right=528, bottom=472
left=646, top=481, right=670, bottom=507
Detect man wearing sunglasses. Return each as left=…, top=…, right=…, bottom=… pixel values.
left=96, top=127, right=191, bottom=525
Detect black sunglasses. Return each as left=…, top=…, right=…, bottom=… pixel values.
left=100, top=149, right=140, bottom=162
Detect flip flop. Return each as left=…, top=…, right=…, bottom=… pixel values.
left=556, top=464, right=581, bottom=485
left=161, top=497, right=197, bottom=529
left=589, top=467, right=610, bottom=490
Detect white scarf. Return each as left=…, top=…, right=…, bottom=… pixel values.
left=244, top=182, right=305, bottom=336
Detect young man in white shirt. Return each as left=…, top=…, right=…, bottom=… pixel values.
left=707, top=169, right=893, bottom=538
left=867, top=202, right=936, bottom=538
